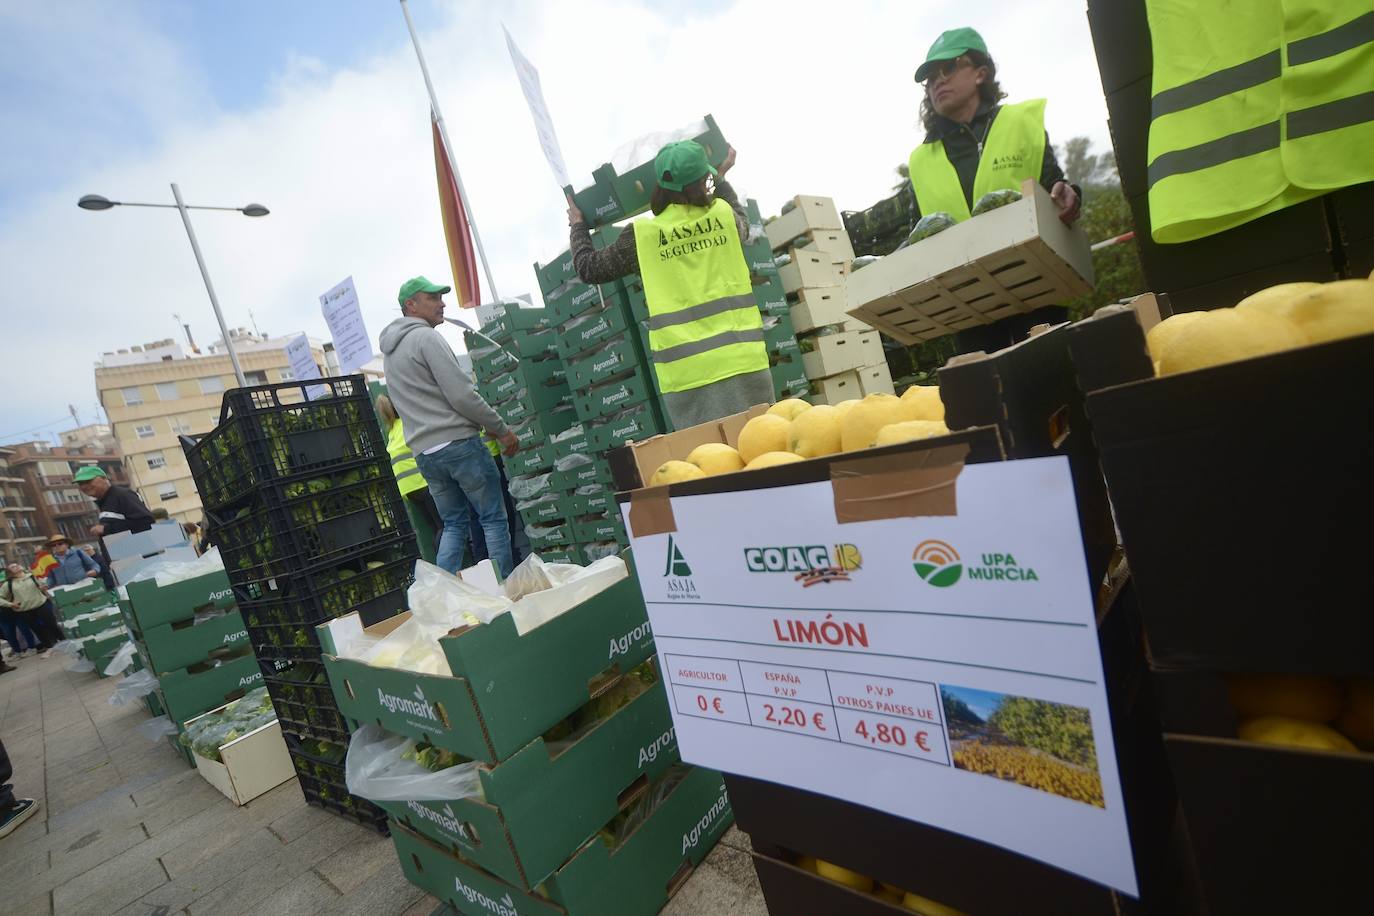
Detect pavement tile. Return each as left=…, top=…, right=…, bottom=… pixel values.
left=4, top=890, right=53, bottom=916
left=397, top=895, right=443, bottom=916
left=310, top=832, right=401, bottom=895
left=320, top=858, right=429, bottom=916
left=53, top=857, right=169, bottom=916
left=663, top=840, right=770, bottom=916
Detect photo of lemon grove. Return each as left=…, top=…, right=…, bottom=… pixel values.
left=940, top=685, right=1105, bottom=808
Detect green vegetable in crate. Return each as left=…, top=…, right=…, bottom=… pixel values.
left=908, top=212, right=956, bottom=243
left=971, top=188, right=1021, bottom=216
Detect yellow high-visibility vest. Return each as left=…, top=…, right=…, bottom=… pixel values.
left=633, top=197, right=767, bottom=394
left=386, top=419, right=427, bottom=497
left=908, top=99, right=1047, bottom=222
left=1145, top=1, right=1374, bottom=243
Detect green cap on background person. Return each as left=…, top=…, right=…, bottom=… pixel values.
left=914, top=27, right=989, bottom=81
left=73, top=466, right=107, bottom=482
left=654, top=140, right=718, bottom=192
left=397, top=276, right=452, bottom=308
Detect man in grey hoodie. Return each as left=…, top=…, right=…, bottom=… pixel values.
left=380, top=277, right=519, bottom=576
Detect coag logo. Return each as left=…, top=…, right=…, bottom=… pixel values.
left=744, top=544, right=861, bottom=586
left=664, top=534, right=691, bottom=577
left=913, top=539, right=963, bottom=587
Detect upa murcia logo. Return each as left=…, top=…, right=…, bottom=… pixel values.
left=663, top=535, right=699, bottom=600
left=378, top=685, right=443, bottom=724
left=682, top=783, right=731, bottom=854
left=406, top=800, right=474, bottom=845
left=743, top=544, right=861, bottom=586
left=913, top=539, right=1039, bottom=586
left=452, top=875, right=520, bottom=916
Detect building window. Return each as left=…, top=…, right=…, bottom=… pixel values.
left=170, top=418, right=193, bottom=435
left=146, top=451, right=167, bottom=470
left=134, top=424, right=155, bottom=439
left=279, top=367, right=294, bottom=380
left=157, top=483, right=178, bottom=502
left=199, top=376, right=224, bottom=395
left=208, top=413, right=220, bottom=427
left=155, top=381, right=180, bottom=401
left=122, top=386, right=144, bottom=406
left=246, top=370, right=268, bottom=385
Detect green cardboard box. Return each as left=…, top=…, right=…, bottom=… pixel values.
left=526, top=520, right=576, bottom=549
left=566, top=332, right=645, bottom=390
left=572, top=366, right=655, bottom=422
left=507, top=442, right=556, bottom=477
left=557, top=295, right=634, bottom=363
left=572, top=513, right=625, bottom=546
left=569, top=179, right=625, bottom=230
left=745, top=238, right=780, bottom=280
left=390, top=765, right=733, bottom=916
left=547, top=280, right=608, bottom=328
left=381, top=680, right=679, bottom=888
left=550, top=458, right=612, bottom=492
left=511, top=405, right=579, bottom=449
left=771, top=355, right=810, bottom=400
left=134, top=609, right=248, bottom=675
left=158, top=650, right=264, bottom=726
left=68, top=606, right=124, bottom=637
left=549, top=425, right=590, bottom=460
left=764, top=312, right=797, bottom=350
left=493, top=383, right=572, bottom=428
left=481, top=358, right=566, bottom=403
left=534, top=250, right=576, bottom=296
left=533, top=546, right=580, bottom=564
left=50, top=580, right=107, bottom=609
left=769, top=335, right=802, bottom=361
left=518, top=492, right=576, bottom=527
left=567, top=487, right=612, bottom=519
left=125, top=569, right=236, bottom=630
left=586, top=401, right=665, bottom=453
left=319, top=573, right=653, bottom=763
left=480, top=307, right=551, bottom=344
left=754, top=275, right=788, bottom=316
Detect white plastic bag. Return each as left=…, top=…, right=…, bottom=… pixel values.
left=608, top=116, right=710, bottom=174
left=103, top=640, right=138, bottom=677
left=108, top=668, right=159, bottom=706
left=122, top=546, right=224, bottom=586
left=345, top=723, right=484, bottom=803
left=506, top=555, right=628, bottom=635
left=553, top=452, right=592, bottom=472
left=550, top=424, right=584, bottom=444
left=508, top=473, right=551, bottom=501
left=52, top=639, right=83, bottom=657
left=138, top=715, right=179, bottom=741
left=583, top=542, right=621, bottom=563
left=65, top=657, right=95, bottom=673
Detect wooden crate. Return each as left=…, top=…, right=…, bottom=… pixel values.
left=855, top=362, right=895, bottom=396
left=779, top=249, right=845, bottom=295
left=765, top=195, right=843, bottom=250
left=846, top=180, right=1093, bottom=344
left=808, top=370, right=861, bottom=404
left=801, top=330, right=882, bottom=380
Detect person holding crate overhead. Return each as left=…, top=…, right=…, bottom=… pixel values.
left=846, top=27, right=1082, bottom=353
left=567, top=141, right=775, bottom=428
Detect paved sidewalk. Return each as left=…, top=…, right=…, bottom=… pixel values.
left=0, top=654, right=767, bottom=916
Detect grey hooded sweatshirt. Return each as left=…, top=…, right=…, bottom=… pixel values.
left=379, top=317, right=509, bottom=453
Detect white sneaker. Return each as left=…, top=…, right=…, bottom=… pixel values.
left=40, top=650, right=54, bottom=660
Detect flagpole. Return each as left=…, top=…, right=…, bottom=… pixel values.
left=399, top=0, right=501, bottom=305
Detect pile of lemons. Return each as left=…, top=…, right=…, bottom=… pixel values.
left=795, top=856, right=966, bottom=914
left=1228, top=673, right=1372, bottom=754
left=1147, top=274, right=1374, bottom=376
left=648, top=386, right=949, bottom=486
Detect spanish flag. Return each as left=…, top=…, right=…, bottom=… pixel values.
left=432, top=113, right=480, bottom=308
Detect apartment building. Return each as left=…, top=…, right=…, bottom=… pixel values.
left=94, top=330, right=327, bottom=524
left=0, top=446, right=44, bottom=566
left=3, top=440, right=128, bottom=545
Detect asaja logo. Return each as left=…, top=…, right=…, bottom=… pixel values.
left=743, top=544, right=861, bottom=586
left=663, top=535, right=698, bottom=600
left=664, top=534, right=691, bottom=577
left=913, top=539, right=963, bottom=587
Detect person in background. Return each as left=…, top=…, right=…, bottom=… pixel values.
left=44, top=534, right=100, bottom=587
left=846, top=27, right=1082, bottom=353
left=0, top=737, right=39, bottom=838
left=0, top=575, right=38, bottom=660
left=75, top=465, right=154, bottom=576
left=568, top=141, right=773, bottom=428
left=82, top=544, right=115, bottom=591
left=151, top=507, right=170, bottom=521
left=376, top=393, right=445, bottom=558
left=2, top=563, right=63, bottom=658
left=379, top=277, right=520, bottom=577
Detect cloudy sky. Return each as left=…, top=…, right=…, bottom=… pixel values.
left=0, top=0, right=1113, bottom=443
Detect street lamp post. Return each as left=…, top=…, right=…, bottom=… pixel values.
left=78, top=185, right=269, bottom=387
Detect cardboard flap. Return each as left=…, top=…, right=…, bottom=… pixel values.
left=628, top=486, right=677, bottom=537
left=829, top=443, right=967, bottom=524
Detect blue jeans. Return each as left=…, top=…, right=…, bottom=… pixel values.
left=415, top=437, right=513, bottom=577
left=0, top=609, right=38, bottom=654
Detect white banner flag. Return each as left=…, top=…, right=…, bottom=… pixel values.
left=503, top=24, right=571, bottom=189
left=319, top=275, right=374, bottom=375
left=284, top=334, right=327, bottom=400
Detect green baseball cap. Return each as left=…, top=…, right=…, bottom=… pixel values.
left=915, top=27, right=989, bottom=81
left=654, top=140, right=717, bottom=192
left=397, top=276, right=451, bottom=308
left=73, top=466, right=107, bottom=482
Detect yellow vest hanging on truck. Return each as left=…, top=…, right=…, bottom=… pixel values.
left=1145, top=1, right=1374, bottom=243
left=386, top=419, right=427, bottom=496
left=633, top=197, right=767, bottom=395
left=908, top=99, right=1048, bottom=222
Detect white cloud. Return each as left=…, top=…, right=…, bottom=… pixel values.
left=0, top=0, right=1112, bottom=439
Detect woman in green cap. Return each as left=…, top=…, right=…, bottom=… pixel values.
left=567, top=141, right=773, bottom=428
left=849, top=26, right=1082, bottom=352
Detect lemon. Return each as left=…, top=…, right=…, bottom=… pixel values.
left=1226, top=673, right=1341, bottom=722
left=832, top=399, right=861, bottom=418
left=901, top=891, right=968, bottom=915
left=876, top=884, right=905, bottom=904
left=1234, top=282, right=1321, bottom=317
left=1144, top=311, right=1205, bottom=364
left=788, top=404, right=842, bottom=458
left=1156, top=307, right=1306, bottom=375
left=1273, top=280, right=1374, bottom=344
left=1238, top=716, right=1357, bottom=753
left=648, top=460, right=705, bottom=486
left=1336, top=679, right=1374, bottom=748
left=841, top=394, right=909, bottom=452
left=745, top=451, right=805, bottom=470
left=685, top=443, right=744, bottom=476
left=874, top=420, right=950, bottom=447
left=795, top=856, right=818, bottom=874
left=767, top=398, right=813, bottom=421
left=736, top=414, right=792, bottom=464
left=899, top=384, right=945, bottom=422
left=814, top=859, right=873, bottom=892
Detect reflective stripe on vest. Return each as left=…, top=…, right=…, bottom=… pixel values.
left=908, top=99, right=1047, bottom=222
left=1145, top=2, right=1374, bottom=243
left=386, top=419, right=427, bottom=496
left=633, top=197, right=767, bottom=395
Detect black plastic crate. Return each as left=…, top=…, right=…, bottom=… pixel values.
left=238, top=538, right=414, bottom=661
left=183, top=375, right=390, bottom=513
left=262, top=659, right=350, bottom=743
left=286, top=734, right=389, bottom=834
left=213, top=468, right=411, bottom=586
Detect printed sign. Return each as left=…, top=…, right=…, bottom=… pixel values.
left=626, top=456, right=1137, bottom=894
left=503, top=25, right=570, bottom=188
left=319, top=275, right=374, bottom=374
left=284, top=334, right=326, bottom=400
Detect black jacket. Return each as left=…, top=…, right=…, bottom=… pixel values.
left=95, top=485, right=155, bottom=537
